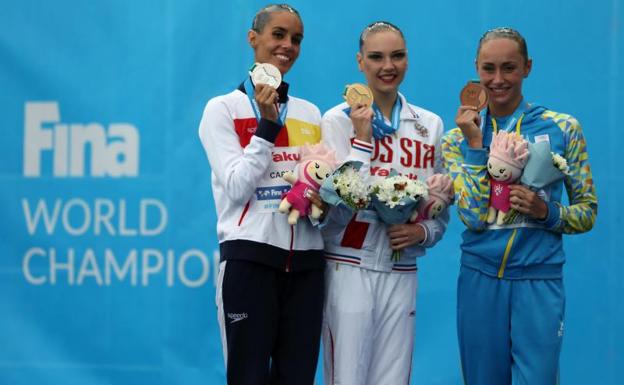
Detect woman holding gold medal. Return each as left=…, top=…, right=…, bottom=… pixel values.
left=442, top=27, right=597, bottom=384
left=319, top=21, right=449, bottom=385
left=198, top=4, right=327, bottom=384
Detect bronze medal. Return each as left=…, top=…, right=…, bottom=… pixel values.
left=460, top=81, right=489, bottom=111
left=343, top=83, right=374, bottom=108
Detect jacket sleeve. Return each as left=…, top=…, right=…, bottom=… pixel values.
left=418, top=116, right=450, bottom=248
left=539, top=116, right=597, bottom=233
left=321, top=110, right=374, bottom=180
left=321, top=111, right=354, bottom=161
left=441, top=128, right=491, bottom=231
left=198, top=97, right=281, bottom=205
left=319, top=110, right=371, bottom=235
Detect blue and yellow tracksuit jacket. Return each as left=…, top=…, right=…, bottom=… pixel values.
left=442, top=101, right=597, bottom=279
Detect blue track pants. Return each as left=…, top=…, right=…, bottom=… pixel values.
left=457, top=266, right=565, bottom=385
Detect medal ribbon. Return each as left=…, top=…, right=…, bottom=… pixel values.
left=479, top=99, right=529, bottom=138
left=491, top=113, right=524, bottom=135
left=371, top=97, right=402, bottom=139
left=243, top=77, right=288, bottom=126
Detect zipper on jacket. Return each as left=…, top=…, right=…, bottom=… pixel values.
left=497, top=228, right=518, bottom=278
left=286, top=225, right=294, bottom=272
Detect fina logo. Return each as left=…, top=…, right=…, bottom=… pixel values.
left=23, top=102, right=139, bottom=177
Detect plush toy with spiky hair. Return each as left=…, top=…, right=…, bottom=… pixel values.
left=410, top=174, right=455, bottom=222
left=278, top=143, right=337, bottom=225
left=487, top=131, right=529, bottom=225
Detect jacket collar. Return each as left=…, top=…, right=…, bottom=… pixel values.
left=239, top=79, right=290, bottom=103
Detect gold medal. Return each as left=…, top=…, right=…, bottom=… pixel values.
left=343, top=83, right=374, bottom=108
left=460, top=81, right=489, bottom=111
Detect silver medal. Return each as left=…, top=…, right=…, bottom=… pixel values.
left=249, top=62, right=282, bottom=89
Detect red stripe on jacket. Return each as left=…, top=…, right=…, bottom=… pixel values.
left=234, top=118, right=289, bottom=147
left=340, top=215, right=370, bottom=249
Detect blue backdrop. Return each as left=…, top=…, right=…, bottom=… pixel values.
left=1, top=0, right=621, bottom=384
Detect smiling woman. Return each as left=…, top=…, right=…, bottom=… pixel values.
left=319, top=20, right=449, bottom=385
left=197, top=3, right=327, bottom=385
left=442, top=27, right=598, bottom=385
left=248, top=4, right=303, bottom=76
left=476, top=30, right=532, bottom=117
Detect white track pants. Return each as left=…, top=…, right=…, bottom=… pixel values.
left=322, top=262, right=418, bottom=385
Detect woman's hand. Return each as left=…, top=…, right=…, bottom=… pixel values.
left=349, top=103, right=374, bottom=143
left=387, top=223, right=426, bottom=250
left=255, top=84, right=279, bottom=122
left=455, top=105, right=483, bottom=148
left=306, top=189, right=328, bottom=221
left=509, top=184, right=548, bottom=220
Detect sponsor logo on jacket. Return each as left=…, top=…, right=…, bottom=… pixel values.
left=272, top=151, right=300, bottom=162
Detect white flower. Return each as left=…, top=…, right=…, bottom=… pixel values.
left=333, top=166, right=370, bottom=209
left=551, top=152, right=569, bottom=174
left=371, top=175, right=428, bottom=209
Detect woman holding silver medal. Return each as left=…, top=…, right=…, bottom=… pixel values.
left=442, top=27, right=597, bottom=385
left=198, top=4, right=326, bottom=384
left=319, top=21, right=449, bottom=385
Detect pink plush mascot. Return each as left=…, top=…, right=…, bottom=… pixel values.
left=278, top=143, right=337, bottom=225
left=487, top=131, right=529, bottom=225
left=411, top=174, right=454, bottom=222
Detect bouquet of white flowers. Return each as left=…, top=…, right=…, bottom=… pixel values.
left=505, top=142, right=570, bottom=224
left=370, top=175, right=428, bottom=216
left=320, top=161, right=370, bottom=211
left=520, top=141, right=569, bottom=189
left=370, top=172, right=428, bottom=261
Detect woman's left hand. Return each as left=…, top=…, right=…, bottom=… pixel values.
left=509, top=184, right=548, bottom=220
left=387, top=223, right=426, bottom=250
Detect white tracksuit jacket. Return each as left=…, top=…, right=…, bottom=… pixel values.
left=321, top=93, right=449, bottom=273
left=198, top=83, right=325, bottom=271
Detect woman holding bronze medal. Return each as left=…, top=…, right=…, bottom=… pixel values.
left=198, top=4, right=326, bottom=384
left=320, top=21, right=448, bottom=385
left=442, top=27, right=597, bottom=385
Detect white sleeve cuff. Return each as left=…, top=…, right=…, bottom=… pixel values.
left=417, top=223, right=428, bottom=245
left=348, top=138, right=373, bottom=163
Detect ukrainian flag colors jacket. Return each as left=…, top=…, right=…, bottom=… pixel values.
left=442, top=101, right=597, bottom=279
